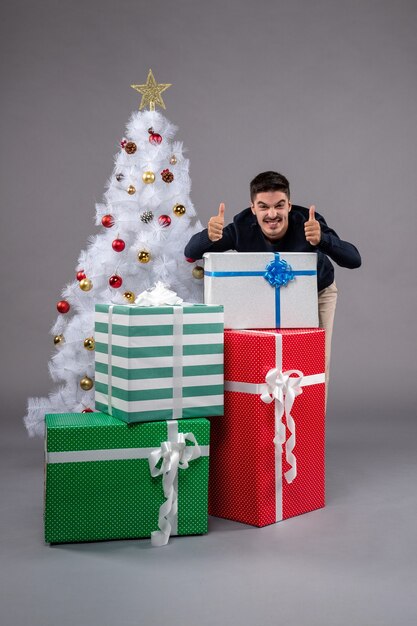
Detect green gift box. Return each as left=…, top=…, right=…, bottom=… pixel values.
left=94, top=303, right=224, bottom=423
left=44, top=413, right=210, bottom=545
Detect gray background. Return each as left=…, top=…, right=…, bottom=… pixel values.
left=1, top=1, right=417, bottom=625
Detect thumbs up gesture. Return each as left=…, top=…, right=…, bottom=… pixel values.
left=304, top=205, right=321, bottom=246
left=208, top=203, right=225, bottom=242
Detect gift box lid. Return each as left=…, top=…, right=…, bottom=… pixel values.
left=45, top=413, right=210, bottom=453
left=95, top=303, right=224, bottom=316
left=203, top=251, right=317, bottom=272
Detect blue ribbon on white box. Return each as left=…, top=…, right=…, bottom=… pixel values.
left=204, top=253, right=316, bottom=327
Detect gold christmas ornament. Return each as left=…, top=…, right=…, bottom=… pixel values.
left=142, top=171, right=155, bottom=184
left=124, top=290, right=136, bottom=302
left=192, top=266, right=204, bottom=280
left=80, top=376, right=94, bottom=391
left=169, top=155, right=177, bottom=165
left=53, top=334, right=64, bottom=345
left=137, top=250, right=151, bottom=263
left=173, top=203, right=186, bottom=216
left=131, top=69, right=172, bottom=111
left=83, top=337, right=95, bottom=351
left=79, top=278, right=93, bottom=291
left=127, top=184, right=136, bottom=195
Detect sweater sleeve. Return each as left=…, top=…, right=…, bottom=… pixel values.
left=184, top=222, right=238, bottom=260
left=316, top=215, right=361, bottom=269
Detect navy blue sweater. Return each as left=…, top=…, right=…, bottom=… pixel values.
left=184, top=206, right=361, bottom=292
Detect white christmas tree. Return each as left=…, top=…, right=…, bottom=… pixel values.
left=25, top=70, right=205, bottom=437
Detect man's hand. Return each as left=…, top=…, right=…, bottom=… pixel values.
left=304, top=205, right=321, bottom=246
left=208, top=203, right=225, bottom=242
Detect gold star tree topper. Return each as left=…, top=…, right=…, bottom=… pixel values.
left=131, top=69, right=172, bottom=111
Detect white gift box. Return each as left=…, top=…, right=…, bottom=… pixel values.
left=203, top=252, right=318, bottom=329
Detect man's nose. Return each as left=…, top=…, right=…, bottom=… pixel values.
left=268, top=207, right=278, bottom=217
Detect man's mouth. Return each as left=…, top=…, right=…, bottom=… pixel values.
left=264, top=217, right=283, bottom=224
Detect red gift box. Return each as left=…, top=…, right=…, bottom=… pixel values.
left=209, top=328, right=325, bottom=527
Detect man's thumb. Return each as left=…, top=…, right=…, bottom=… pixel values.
left=218, top=203, right=225, bottom=218
left=309, top=205, right=316, bottom=221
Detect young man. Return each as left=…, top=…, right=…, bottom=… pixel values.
left=184, top=171, right=361, bottom=402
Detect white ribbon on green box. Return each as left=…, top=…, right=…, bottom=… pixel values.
left=224, top=330, right=325, bottom=522
left=46, top=420, right=209, bottom=547
left=148, top=420, right=203, bottom=547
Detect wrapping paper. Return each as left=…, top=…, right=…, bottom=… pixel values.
left=203, top=252, right=318, bottom=329
left=94, top=303, right=224, bottom=423
left=208, top=328, right=325, bottom=527
left=44, top=413, right=210, bottom=543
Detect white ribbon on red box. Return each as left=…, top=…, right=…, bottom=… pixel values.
left=224, top=330, right=325, bottom=522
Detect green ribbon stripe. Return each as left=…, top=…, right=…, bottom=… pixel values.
left=95, top=361, right=223, bottom=380
left=95, top=322, right=224, bottom=337
left=95, top=304, right=223, bottom=316
left=94, top=342, right=224, bottom=358
left=95, top=381, right=223, bottom=402
left=94, top=402, right=223, bottom=423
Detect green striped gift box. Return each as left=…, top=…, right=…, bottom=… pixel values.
left=44, top=413, right=210, bottom=544
left=94, top=303, right=224, bottom=423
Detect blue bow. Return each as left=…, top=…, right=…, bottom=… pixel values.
left=264, top=257, right=295, bottom=288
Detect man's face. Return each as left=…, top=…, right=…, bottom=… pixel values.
left=251, top=190, right=292, bottom=241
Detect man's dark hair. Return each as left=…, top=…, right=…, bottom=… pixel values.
left=250, top=171, right=290, bottom=202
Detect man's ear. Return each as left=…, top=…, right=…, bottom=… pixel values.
left=250, top=203, right=256, bottom=215
left=288, top=202, right=292, bottom=212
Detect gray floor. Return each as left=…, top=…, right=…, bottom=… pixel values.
left=1, top=400, right=416, bottom=626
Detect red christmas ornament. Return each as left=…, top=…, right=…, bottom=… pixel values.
left=148, top=127, right=162, bottom=145
left=76, top=270, right=86, bottom=281
left=186, top=257, right=196, bottom=263
left=112, top=238, right=126, bottom=252
left=120, top=138, right=127, bottom=148
left=109, top=274, right=123, bottom=289
left=57, top=300, right=70, bottom=314
left=158, top=214, right=171, bottom=228
left=101, top=214, right=114, bottom=228
left=82, top=408, right=94, bottom=413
